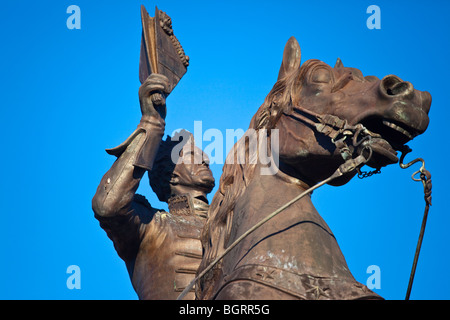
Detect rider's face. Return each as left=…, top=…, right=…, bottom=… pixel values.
left=170, top=144, right=215, bottom=199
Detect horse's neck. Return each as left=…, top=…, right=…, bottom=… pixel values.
left=235, top=164, right=316, bottom=228
left=228, top=164, right=352, bottom=279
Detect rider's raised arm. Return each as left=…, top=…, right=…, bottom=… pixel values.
left=91, top=74, right=169, bottom=261
left=92, top=74, right=169, bottom=218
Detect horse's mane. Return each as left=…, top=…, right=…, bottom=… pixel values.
left=200, top=60, right=321, bottom=269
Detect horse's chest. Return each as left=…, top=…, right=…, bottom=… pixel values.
left=229, top=178, right=342, bottom=277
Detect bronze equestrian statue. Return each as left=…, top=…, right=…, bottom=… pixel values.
left=92, top=7, right=431, bottom=300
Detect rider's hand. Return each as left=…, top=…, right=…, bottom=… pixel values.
left=138, top=74, right=169, bottom=119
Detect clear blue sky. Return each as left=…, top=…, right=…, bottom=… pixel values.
left=0, top=0, right=449, bottom=300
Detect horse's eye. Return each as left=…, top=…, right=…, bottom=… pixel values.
left=311, top=68, right=332, bottom=83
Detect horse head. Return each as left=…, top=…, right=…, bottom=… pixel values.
left=251, top=37, right=431, bottom=186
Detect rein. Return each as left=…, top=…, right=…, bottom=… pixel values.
left=177, top=107, right=432, bottom=300
left=399, top=146, right=432, bottom=300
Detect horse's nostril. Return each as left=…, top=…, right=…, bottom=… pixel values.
left=388, top=82, right=409, bottom=95
left=381, top=75, right=413, bottom=97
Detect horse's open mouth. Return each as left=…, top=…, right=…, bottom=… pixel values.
left=359, top=117, right=418, bottom=168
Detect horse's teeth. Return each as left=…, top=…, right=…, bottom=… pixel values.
left=382, top=120, right=413, bottom=139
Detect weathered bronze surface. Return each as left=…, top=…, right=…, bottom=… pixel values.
left=92, top=6, right=431, bottom=300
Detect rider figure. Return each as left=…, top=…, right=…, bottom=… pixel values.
left=92, top=74, right=215, bottom=300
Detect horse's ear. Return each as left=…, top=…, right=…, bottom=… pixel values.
left=334, top=57, right=344, bottom=69
left=277, top=36, right=301, bottom=81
